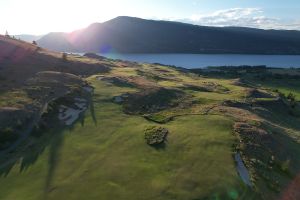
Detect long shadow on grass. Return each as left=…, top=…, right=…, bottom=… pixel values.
left=89, top=97, right=97, bottom=125
left=0, top=106, right=93, bottom=196
left=151, top=137, right=169, bottom=151
left=0, top=125, right=74, bottom=199
left=43, top=129, right=64, bottom=197
left=151, top=142, right=167, bottom=151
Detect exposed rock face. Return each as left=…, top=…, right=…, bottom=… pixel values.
left=144, top=126, right=168, bottom=145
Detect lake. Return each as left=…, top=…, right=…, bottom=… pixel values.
left=97, top=53, right=300, bottom=69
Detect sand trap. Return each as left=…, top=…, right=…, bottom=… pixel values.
left=96, top=75, right=105, bottom=81
left=235, top=153, right=252, bottom=186
left=113, top=94, right=129, bottom=103
left=83, top=86, right=93, bottom=93
left=58, top=98, right=88, bottom=125
left=113, top=96, right=123, bottom=103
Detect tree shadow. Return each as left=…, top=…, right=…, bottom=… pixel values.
left=43, top=129, right=64, bottom=198
left=89, top=97, right=97, bottom=126
left=151, top=137, right=169, bottom=151
left=151, top=142, right=167, bottom=151
left=80, top=115, right=85, bottom=127
left=0, top=103, right=92, bottom=197
left=0, top=124, right=70, bottom=200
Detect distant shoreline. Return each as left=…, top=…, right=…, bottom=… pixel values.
left=72, top=53, right=300, bottom=69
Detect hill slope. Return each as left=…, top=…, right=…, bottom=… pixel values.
left=0, top=35, right=108, bottom=90
left=0, top=35, right=109, bottom=152
left=37, top=16, right=300, bottom=54
left=1, top=35, right=300, bottom=200
left=13, top=34, right=43, bottom=43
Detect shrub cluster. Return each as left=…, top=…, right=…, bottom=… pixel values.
left=144, top=126, right=168, bottom=145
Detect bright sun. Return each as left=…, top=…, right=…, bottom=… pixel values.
left=2, top=0, right=128, bottom=34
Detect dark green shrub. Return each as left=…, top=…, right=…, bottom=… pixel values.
left=62, top=53, right=68, bottom=62
left=0, top=128, right=19, bottom=148
left=287, top=92, right=296, bottom=102
left=144, top=126, right=168, bottom=145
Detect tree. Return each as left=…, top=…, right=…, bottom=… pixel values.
left=5, top=30, right=9, bottom=37
left=62, top=52, right=67, bottom=62
left=287, top=92, right=296, bottom=102
left=287, top=92, right=297, bottom=109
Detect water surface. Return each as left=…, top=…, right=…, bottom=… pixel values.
left=98, top=53, right=300, bottom=69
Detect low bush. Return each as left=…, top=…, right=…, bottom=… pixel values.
left=144, top=126, right=168, bottom=145
left=0, top=127, right=19, bottom=149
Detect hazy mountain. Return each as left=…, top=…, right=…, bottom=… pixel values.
left=37, top=16, right=300, bottom=54
left=14, top=34, right=43, bottom=43
left=37, top=32, right=77, bottom=52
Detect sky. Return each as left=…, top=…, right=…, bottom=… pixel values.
left=1, top=0, right=300, bottom=35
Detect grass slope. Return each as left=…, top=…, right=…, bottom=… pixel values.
left=0, top=77, right=255, bottom=200
left=0, top=45, right=300, bottom=200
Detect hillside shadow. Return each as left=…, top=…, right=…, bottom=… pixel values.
left=247, top=99, right=300, bottom=132
left=0, top=102, right=94, bottom=190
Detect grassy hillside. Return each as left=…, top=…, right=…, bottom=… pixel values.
left=1, top=38, right=300, bottom=200
left=0, top=82, right=248, bottom=200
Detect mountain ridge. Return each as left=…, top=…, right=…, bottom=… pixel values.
left=13, top=34, right=43, bottom=43
left=37, top=16, right=300, bottom=54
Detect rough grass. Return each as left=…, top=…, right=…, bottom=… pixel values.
left=1, top=60, right=300, bottom=200
left=246, top=77, right=300, bottom=99
left=0, top=90, right=32, bottom=108
left=0, top=76, right=256, bottom=200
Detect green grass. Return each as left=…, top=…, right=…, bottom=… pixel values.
left=3, top=64, right=300, bottom=200
left=252, top=79, right=300, bottom=99
left=0, top=76, right=255, bottom=200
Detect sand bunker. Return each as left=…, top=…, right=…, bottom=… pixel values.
left=235, top=153, right=252, bottom=187
left=58, top=98, right=88, bottom=125
left=83, top=86, right=93, bottom=93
